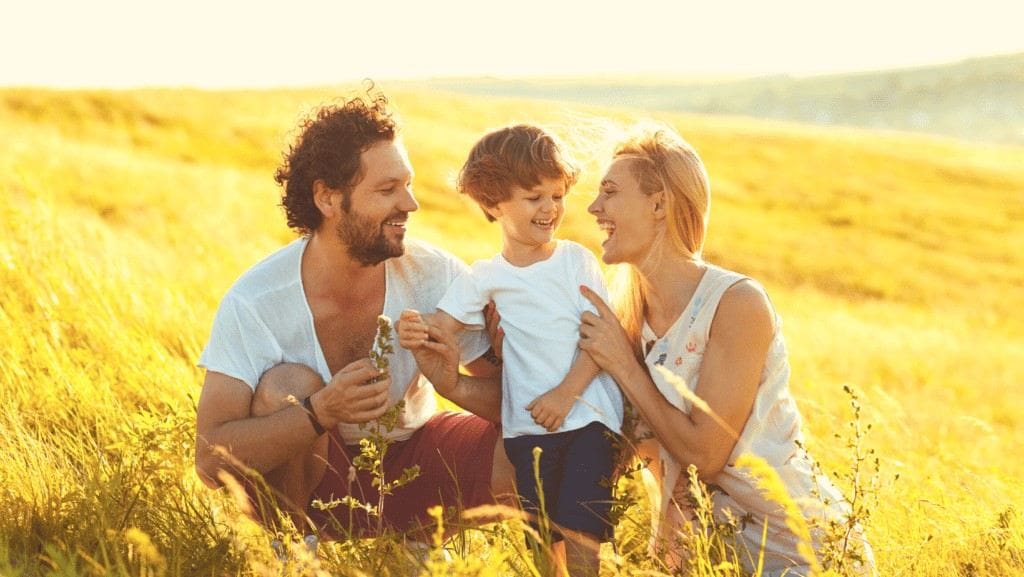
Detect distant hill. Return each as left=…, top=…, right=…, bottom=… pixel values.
left=415, top=52, right=1024, bottom=146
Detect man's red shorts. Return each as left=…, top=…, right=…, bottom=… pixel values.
left=306, top=411, right=499, bottom=539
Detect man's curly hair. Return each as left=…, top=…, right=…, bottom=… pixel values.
left=274, top=92, right=397, bottom=235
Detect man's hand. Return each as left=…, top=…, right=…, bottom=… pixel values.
left=526, top=387, right=575, bottom=432
left=483, top=301, right=504, bottom=363
left=310, top=358, right=390, bottom=427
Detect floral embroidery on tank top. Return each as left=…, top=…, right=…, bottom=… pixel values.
left=647, top=293, right=704, bottom=367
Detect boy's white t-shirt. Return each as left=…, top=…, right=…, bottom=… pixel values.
left=437, top=240, right=623, bottom=438
left=198, top=237, right=491, bottom=445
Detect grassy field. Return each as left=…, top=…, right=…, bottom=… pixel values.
left=1, top=84, right=1022, bottom=576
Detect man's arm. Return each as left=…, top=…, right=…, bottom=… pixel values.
left=194, top=371, right=321, bottom=487
left=195, top=359, right=391, bottom=487
left=445, top=369, right=503, bottom=423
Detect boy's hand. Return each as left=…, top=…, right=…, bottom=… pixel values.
left=397, top=309, right=429, bottom=350
left=526, top=387, right=575, bottom=432
left=397, top=309, right=461, bottom=397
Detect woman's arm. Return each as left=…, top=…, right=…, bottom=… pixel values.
left=578, top=282, right=774, bottom=477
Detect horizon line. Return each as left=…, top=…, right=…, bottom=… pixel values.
left=1, top=50, right=1021, bottom=92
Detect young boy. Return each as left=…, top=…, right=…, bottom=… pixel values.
left=398, top=125, right=623, bottom=576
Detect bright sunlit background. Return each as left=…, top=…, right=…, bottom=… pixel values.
left=3, top=0, right=1024, bottom=87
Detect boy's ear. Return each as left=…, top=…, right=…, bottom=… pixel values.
left=483, top=203, right=502, bottom=220
left=313, top=179, right=340, bottom=218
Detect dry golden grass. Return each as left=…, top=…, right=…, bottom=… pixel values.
left=1, top=84, right=1022, bottom=575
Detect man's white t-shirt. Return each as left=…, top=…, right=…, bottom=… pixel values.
left=199, top=237, right=490, bottom=445
left=437, top=240, right=623, bottom=438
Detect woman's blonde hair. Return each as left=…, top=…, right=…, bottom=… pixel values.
left=609, top=123, right=711, bottom=360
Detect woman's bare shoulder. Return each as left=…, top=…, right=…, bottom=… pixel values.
left=714, top=278, right=775, bottom=338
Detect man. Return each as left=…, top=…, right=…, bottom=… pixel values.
left=194, top=92, right=512, bottom=543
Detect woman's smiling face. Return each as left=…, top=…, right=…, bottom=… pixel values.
left=588, top=156, right=661, bottom=266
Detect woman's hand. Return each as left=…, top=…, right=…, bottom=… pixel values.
left=578, top=285, right=639, bottom=380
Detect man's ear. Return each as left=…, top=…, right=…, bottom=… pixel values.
left=313, top=179, right=339, bottom=218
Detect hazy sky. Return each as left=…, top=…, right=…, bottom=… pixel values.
left=3, top=0, right=1022, bottom=88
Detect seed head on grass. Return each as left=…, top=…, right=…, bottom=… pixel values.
left=371, top=315, right=394, bottom=373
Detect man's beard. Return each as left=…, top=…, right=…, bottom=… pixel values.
left=335, top=208, right=406, bottom=266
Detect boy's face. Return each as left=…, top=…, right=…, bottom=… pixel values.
left=488, top=177, right=566, bottom=251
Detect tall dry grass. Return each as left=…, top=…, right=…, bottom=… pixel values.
left=1, top=85, right=1022, bottom=575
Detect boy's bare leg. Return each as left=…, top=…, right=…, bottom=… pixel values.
left=251, top=363, right=330, bottom=534
left=552, top=541, right=569, bottom=577
left=528, top=540, right=564, bottom=577
left=562, top=527, right=600, bottom=577
left=490, top=436, right=517, bottom=500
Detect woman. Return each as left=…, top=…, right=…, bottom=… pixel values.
left=576, top=123, right=874, bottom=576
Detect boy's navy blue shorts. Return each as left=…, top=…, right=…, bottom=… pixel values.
left=503, top=421, right=619, bottom=542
